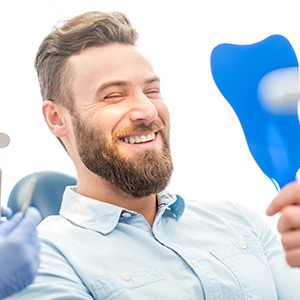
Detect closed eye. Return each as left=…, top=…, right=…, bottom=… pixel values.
left=146, top=89, right=161, bottom=97
left=104, top=93, right=125, bottom=101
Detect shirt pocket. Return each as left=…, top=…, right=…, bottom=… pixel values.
left=209, top=237, right=277, bottom=299
left=90, top=269, right=165, bottom=299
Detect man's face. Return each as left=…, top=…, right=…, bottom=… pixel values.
left=68, top=44, right=173, bottom=197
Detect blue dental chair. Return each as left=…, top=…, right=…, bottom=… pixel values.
left=7, top=171, right=77, bottom=219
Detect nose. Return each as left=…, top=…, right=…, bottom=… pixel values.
left=128, top=93, right=158, bottom=124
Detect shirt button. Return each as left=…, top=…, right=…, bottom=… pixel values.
left=239, top=240, right=248, bottom=249
left=122, top=212, right=132, bottom=218
left=190, top=259, right=199, bottom=268
left=120, top=272, right=131, bottom=281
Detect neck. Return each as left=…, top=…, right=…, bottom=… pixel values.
left=76, top=172, right=158, bottom=226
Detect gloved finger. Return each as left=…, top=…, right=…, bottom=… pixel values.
left=0, top=207, right=41, bottom=237
left=1, top=207, right=12, bottom=219
left=12, top=207, right=42, bottom=234
left=0, top=211, right=24, bottom=236
left=6, top=208, right=41, bottom=251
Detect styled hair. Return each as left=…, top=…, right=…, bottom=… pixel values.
left=35, top=11, right=139, bottom=110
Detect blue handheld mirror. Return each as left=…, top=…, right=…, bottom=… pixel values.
left=211, top=35, right=300, bottom=189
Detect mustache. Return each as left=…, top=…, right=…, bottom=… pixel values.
left=112, top=120, right=165, bottom=139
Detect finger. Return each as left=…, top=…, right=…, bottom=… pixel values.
left=266, top=181, right=300, bottom=216
left=1, top=206, right=12, bottom=218
left=0, top=207, right=41, bottom=239
left=281, top=230, right=300, bottom=251
left=17, top=207, right=42, bottom=231
left=7, top=208, right=41, bottom=244
left=0, top=211, right=24, bottom=236
left=277, top=205, right=300, bottom=233
left=285, top=248, right=300, bottom=268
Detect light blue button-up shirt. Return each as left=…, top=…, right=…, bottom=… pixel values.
left=7, top=187, right=300, bottom=299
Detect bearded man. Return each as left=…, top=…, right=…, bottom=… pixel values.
left=7, top=11, right=300, bottom=300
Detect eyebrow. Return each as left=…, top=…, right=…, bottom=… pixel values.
left=95, top=75, right=161, bottom=95
left=145, top=75, right=160, bottom=84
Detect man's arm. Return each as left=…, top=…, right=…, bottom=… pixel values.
left=6, top=234, right=95, bottom=299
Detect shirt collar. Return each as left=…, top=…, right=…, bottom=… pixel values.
left=59, top=187, right=185, bottom=234
left=157, top=190, right=185, bottom=219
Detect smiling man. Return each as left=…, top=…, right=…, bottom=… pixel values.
left=6, top=11, right=300, bottom=300
left=50, top=43, right=173, bottom=225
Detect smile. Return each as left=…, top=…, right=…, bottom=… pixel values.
left=121, top=132, right=156, bottom=144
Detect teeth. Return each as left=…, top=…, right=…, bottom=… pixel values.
left=123, top=132, right=155, bottom=144
left=140, top=136, right=147, bottom=142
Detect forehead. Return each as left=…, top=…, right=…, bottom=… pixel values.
left=68, top=44, right=156, bottom=85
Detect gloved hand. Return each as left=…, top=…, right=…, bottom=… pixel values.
left=0, top=207, right=41, bottom=299
left=1, top=207, right=12, bottom=219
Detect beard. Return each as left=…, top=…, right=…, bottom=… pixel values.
left=71, top=112, right=173, bottom=198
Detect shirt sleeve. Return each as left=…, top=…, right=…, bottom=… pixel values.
left=5, top=239, right=94, bottom=300
left=237, top=202, right=300, bottom=299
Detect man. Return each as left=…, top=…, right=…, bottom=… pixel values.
left=7, top=11, right=300, bottom=299
left=0, top=207, right=41, bottom=299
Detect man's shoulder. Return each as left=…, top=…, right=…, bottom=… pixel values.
left=185, top=198, right=246, bottom=213
left=37, top=215, right=72, bottom=239
left=183, top=198, right=262, bottom=226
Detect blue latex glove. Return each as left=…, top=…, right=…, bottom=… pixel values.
left=0, top=207, right=41, bottom=299
left=1, top=207, right=12, bottom=220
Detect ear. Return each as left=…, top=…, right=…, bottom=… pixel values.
left=42, top=100, right=69, bottom=138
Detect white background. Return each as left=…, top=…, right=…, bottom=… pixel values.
left=1, top=0, right=299, bottom=229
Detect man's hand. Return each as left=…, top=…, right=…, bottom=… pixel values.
left=0, top=207, right=41, bottom=298
left=267, top=181, right=300, bottom=267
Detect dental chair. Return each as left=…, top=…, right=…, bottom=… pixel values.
left=7, top=171, right=77, bottom=219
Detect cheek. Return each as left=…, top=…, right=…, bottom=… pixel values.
left=88, top=105, right=126, bottom=130
left=157, top=102, right=170, bottom=127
